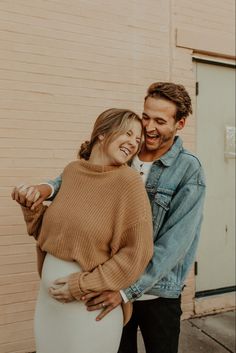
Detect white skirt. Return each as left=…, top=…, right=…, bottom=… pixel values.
left=35, top=253, right=123, bottom=353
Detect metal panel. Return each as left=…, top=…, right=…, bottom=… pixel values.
left=196, top=62, right=235, bottom=292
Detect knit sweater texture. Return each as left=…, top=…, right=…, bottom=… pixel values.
left=21, top=160, right=153, bottom=322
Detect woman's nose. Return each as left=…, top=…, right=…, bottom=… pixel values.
left=128, top=136, right=138, bottom=148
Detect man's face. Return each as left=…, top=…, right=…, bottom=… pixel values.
left=141, top=97, right=185, bottom=159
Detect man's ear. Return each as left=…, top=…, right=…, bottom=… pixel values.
left=176, top=118, right=186, bottom=131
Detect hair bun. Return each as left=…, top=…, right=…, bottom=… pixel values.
left=78, top=140, right=91, bottom=160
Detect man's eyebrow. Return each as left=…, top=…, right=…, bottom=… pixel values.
left=142, top=112, right=166, bottom=121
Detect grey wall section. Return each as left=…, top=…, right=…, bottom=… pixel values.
left=196, top=62, right=235, bottom=292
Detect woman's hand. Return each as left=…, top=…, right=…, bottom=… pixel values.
left=49, top=276, right=75, bottom=303
left=11, top=184, right=52, bottom=210
left=11, top=184, right=38, bottom=208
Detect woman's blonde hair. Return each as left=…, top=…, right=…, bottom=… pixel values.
left=78, top=108, right=142, bottom=160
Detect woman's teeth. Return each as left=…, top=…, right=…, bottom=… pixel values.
left=120, top=147, right=129, bottom=156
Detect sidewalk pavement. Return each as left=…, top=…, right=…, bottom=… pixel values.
left=138, top=310, right=235, bottom=353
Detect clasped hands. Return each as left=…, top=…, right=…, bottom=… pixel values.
left=11, top=183, right=51, bottom=209
left=48, top=277, right=122, bottom=321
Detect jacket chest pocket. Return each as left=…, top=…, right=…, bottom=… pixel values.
left=147, top=188, right=173, bottom=238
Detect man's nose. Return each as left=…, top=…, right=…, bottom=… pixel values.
left=145, top=119, right=156, bottom=131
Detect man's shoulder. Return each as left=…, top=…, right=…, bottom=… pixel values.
left=180, top=148, right=203, bottom=169
left=160, top=137, right=202, bottom=171
left=178, top=148, right=205, bottom=186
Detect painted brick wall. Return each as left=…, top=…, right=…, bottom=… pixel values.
left=0, top=1, right=170, bottom=352
left=0, top=0, right=234, bottom=351
left=174, top=0, right=235, bottom=36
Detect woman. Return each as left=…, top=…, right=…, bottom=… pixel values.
left=12, top=108, right=153, bottom=353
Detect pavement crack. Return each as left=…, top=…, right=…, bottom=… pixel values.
left=189, top=321, right=234, bottom=353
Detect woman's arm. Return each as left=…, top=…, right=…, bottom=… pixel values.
left=49, top=218, right=153, bottom=303
left=69, top=219, right=153, bottom=300
left=12, top=185, right=48, bottom=239
left=21, top=204, right=48, bottom=239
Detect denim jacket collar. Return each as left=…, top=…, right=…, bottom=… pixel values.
left=154, top=136, right=183, bottom=167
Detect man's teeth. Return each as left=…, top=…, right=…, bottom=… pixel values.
left=146, top=134, right=159, bottom=138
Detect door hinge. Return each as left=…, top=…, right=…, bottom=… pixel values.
left=194, top=261, right=198, bottom=276
left=195, top=82, right=199, bottom=96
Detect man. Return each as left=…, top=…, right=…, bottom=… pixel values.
left=17, top=82, right=206, bottom=353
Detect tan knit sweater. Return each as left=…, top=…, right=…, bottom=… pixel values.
left=21, top=160, right=153, bottom=321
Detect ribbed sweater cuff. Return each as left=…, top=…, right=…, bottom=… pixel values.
left=20, top=204, right=48, bottom=239
left=21, top=205, right=36, bottom=219
left=68, top=272, right=83, bottom=300
left=21, top=204, right=46, bottom=219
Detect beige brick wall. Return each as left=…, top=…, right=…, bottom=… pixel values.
left=0, top=0, right=234, bottom=351
left=175, top=0, right=235, bottom=35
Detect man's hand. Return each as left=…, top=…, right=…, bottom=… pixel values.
left=81, top=291, right=123, bottom=321
left=11, top=184, right=52, bottom=210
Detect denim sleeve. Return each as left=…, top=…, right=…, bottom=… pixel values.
left=47, top=175, right=62, bottom=200
left=124, top=167, right=206, bottom=301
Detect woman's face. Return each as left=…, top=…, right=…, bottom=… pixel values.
left=103, top=120, right=142, bottom=165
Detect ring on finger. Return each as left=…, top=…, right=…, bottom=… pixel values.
left=101, top=302, right=106, bottom=308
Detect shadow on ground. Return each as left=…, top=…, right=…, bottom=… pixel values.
left=138, top=310, right=235, bottom=353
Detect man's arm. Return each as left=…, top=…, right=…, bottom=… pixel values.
left=46, top=175, right=62, bottom=200
left=81, top=173, right=205, bottom=317
left=34, top=174, right=63, bottom=203
left=82, top=167, right=206, bottom=319
left=124, top=167, right=206, bottom=300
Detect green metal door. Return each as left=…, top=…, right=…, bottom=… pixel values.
left=196, top=61, right=235, bottom=293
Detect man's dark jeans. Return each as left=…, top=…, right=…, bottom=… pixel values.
left=118, top=296, right=182, bottom=353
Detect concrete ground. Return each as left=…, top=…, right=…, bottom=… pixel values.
left=138, top=310, right=235, bottom=353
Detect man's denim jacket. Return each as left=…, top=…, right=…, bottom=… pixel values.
left=47, top=136, right=206, bottom=301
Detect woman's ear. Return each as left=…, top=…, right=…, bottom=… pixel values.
left=98, top=134, right=105, bottom=141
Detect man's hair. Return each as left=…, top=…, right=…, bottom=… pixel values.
left=78, top=108, right=142, bottom=160
left=145, top=82, right=192, bottom=121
